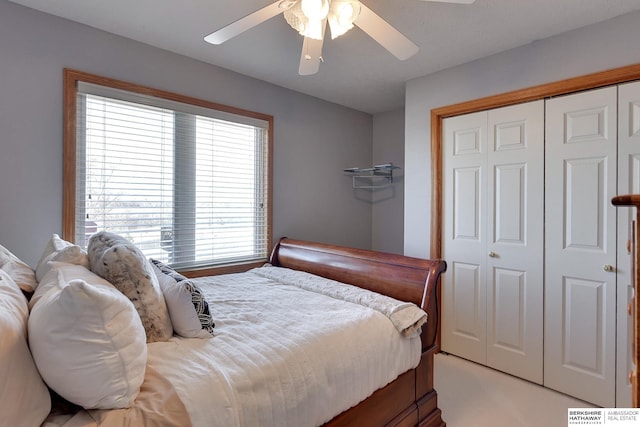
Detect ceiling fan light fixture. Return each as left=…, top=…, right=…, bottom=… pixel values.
left=306, top=19, right=325, bottom=40
left=301, top=0, right=330, bottom=21
left=284, top=0, right=360, bottom=41
left=328, top=0, right=361, bottom=39
left=283, top=1, right=326, bottom=40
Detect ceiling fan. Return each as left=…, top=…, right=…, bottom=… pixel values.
left=204, top=0, right=476, bottom=76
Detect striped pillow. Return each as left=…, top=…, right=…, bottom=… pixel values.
left=150, top=259, right=215, bottom=338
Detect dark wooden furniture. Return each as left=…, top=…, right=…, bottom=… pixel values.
left=611, top=195, right=640, bottom=407
left=269, top=238, right=447, bottom=427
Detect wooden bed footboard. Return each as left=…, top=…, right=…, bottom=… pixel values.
left=269, top=238, right=447, bottom=427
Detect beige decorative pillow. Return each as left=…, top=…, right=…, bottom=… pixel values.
left=88, top=231, right=173, bottom=342
left=0, top=243, right=37, bottom=293
left=0, top=270, right=51, bottom=425
left=35, top=234, right=89, bottom=282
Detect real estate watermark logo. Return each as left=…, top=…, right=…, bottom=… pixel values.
left=568, top=408, right=640, bottom=426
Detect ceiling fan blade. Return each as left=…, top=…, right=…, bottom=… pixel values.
left=204, top=1, right=286, bottom=45
left=299, top=36, right=325, bottom=76
left=354, top=4, right=419, bottom=61
left=420, top=0, right=476, bottom=4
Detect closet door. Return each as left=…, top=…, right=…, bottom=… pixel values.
left=617, top=80, right=640, bottom=406
left=442, top=101, right=544, bottom=383
left=442, top=111, right=488, bottom=364
left=486, top=101, right=544, bottom=384
left=544, top=86, right=617, bottom=407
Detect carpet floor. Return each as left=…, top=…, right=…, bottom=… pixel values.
left=434, top=353, right=593, bottom=426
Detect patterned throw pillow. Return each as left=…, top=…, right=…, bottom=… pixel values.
left=150, top=259, right=214, bottom=338
left=87, top=232, right=173, bottom=343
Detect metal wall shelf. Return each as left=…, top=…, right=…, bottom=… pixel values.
left=343, top=163, right=401, bottom=189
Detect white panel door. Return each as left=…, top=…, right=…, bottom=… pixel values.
left=486, top=101, right=544, bottom=384
left=442, top=111, right=488, bottom=364
left=545, top=86, right=617, bottom=407
left=442, top=101, right=543, bottom=383
left=616, top=80, right=640, bottom=407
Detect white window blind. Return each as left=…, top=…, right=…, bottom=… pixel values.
left=74, top=84, right=270, bottom=270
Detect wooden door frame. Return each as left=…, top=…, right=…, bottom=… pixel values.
left=430, top=62, right=640, bottom=259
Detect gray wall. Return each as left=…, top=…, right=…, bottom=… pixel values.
left=0, top=1, right=373, bottom=266
left=372, top=109, right=404, bottom=255
left=404, top=10, right=640, bottom=258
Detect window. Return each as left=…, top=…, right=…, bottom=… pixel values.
left=64, top=70, right=272, bottom=273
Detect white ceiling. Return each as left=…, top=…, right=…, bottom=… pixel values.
left=9, top=0, right=640, bottom=113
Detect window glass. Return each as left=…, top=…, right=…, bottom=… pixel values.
left=66, top=71, right=272, bottom=271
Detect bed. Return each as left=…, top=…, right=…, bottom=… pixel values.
left=0, top=236, right=447, bottom=427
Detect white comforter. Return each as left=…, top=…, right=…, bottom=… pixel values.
left=146, top=266, right=424, bottom=427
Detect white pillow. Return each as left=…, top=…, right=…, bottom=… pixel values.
left=0, top=270, right=51, bottom=426
left=0, top=242, right=37, bottom=293
left=29, top=261, right=101, bottom=310
left=28, top=267, right=147, bottom=410
left=150, top=260, right=214, bottom=339
left=35, top=234, right=89, bottom=282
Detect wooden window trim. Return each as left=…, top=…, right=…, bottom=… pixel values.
left=63, top=68, right=274, bottom=275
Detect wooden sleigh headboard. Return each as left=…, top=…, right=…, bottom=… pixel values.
left=269, top=237, right=447, bottom=350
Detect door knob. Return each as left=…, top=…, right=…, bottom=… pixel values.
left=488, top=251, right=497, bottom=258
left=603, top=264, right=614, bottom=272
